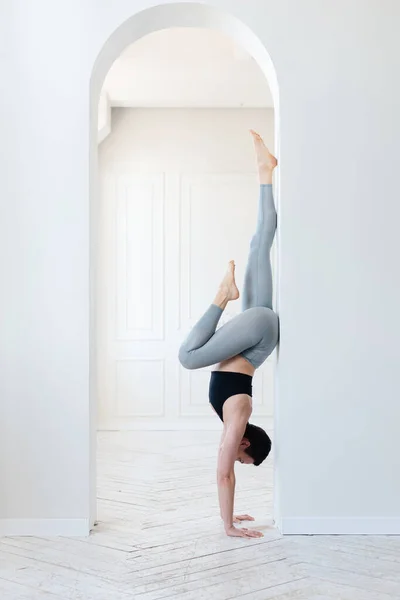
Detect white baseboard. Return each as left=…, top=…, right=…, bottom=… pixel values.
left=0, top=519, right=90, bottom=537
left=280, top=517, right=400, bottom=535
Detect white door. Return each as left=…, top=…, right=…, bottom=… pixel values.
left=97, top=108, right=275, bottom=430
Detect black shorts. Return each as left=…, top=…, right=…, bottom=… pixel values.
left=209, top=371, right=253, bottom=422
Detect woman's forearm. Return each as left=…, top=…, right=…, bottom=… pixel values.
left=217, top=472, right=235, bottom=530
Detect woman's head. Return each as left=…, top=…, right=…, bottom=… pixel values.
left=237, top=423, right=271, bottom=466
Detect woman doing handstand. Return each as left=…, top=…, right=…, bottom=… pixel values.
left=179, top=130, right=279, bottom=538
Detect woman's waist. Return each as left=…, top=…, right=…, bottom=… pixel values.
left=210, top=370, right=253, bottom=395
left=215, top=355, right=255, bottom=377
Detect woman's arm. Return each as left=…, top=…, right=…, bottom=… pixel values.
left=216, top=398, right=263, bottom=538
left=217, top=418, right=247, bottom=533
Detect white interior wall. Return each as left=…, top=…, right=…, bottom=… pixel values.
left=1, top=0, right=400, bottom=536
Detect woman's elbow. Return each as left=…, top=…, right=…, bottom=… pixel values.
left=217, top=471, right=234, bottom=485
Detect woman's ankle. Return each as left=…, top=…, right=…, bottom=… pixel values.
left=259, top=167, right=273, bottom=185
left=213, top=290, right=229, bottom=310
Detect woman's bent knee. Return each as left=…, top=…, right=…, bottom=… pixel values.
left=178, top=346, right=196, bottom=370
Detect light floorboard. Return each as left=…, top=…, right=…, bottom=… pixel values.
left=0, top=430, right=399, bottom=599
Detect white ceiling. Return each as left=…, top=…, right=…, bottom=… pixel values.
left=101, top=28, right=273, bottom=108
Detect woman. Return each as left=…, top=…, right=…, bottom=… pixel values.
left=179, top=130, right=279, bottom=539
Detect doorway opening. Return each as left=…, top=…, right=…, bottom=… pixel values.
left=90, top=4, right=280, bottom=536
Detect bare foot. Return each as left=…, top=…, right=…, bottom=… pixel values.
left=250, top=130, right=277, bottom=183
left=220, top=260, right=240, bottom=301
left=213, top=261, right=239, bottom=309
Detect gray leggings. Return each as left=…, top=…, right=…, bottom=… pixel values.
left=179, top=184, right=279, bottom=370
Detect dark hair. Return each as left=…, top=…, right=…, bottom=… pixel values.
left=243, top=423, right=271, bottom=466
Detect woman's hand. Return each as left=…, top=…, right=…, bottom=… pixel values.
left=225, top=525, right=263, bottom=538
left=233, top=514, right=255, bottom=523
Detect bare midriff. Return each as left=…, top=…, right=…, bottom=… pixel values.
left=216, top=355, right=255, bottom=377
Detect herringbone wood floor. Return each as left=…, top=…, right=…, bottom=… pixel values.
left=1, top=431, right=400, bottom=599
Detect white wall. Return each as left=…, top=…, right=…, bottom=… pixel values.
left=1, top=0, right=400, bottom=535
left=98, top=92, right=111, bottom=142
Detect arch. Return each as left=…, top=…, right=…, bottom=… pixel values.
left=90, top=3, right=279, bottom=113
left=89, top=2, right=280, bottom=527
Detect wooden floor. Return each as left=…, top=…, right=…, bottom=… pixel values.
left=1, top=431, right=400, bottom=599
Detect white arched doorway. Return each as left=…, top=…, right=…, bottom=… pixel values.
left=89, top=2, right=280, bottom=528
